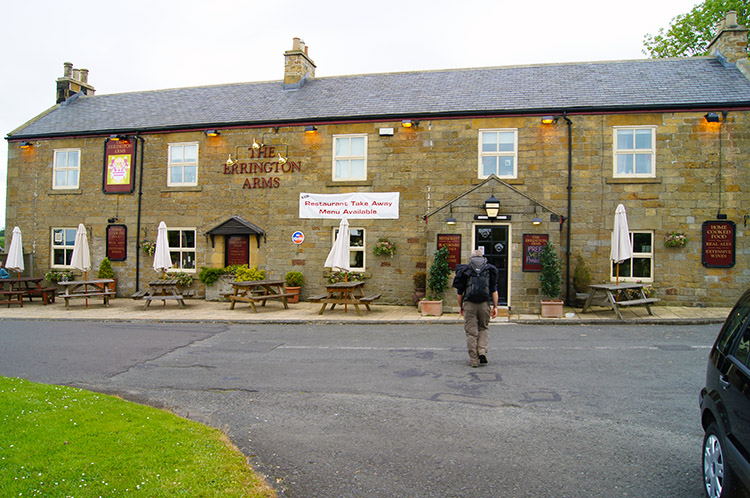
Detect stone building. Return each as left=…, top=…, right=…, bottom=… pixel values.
left=5, top=14, right=750, bottom=312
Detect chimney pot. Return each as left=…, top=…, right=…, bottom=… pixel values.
left=63, top=62, right=73, bottom=78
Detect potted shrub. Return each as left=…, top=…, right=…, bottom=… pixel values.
left=97, top=257, right=116, bottom=292
left=284, top=271, right=304, bottom=303
left=422, top=246, right=451, bottom=316
left=412, top=271, right=426, bottom=306
left=572, top=253, right=591, bottom=305
left=539, top=242, right=564, bottom=318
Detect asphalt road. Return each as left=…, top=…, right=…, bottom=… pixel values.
left=0, top=319, right=718, bottom=497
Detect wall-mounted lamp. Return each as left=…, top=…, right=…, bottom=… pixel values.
left=278, top=153, right=288, bottom=165
left=401, top=120, right=419, bottom=128
left=226, top=155, right=235, bottom=166
left=107, top=217, right=119, bottom=224
left=205, top=129, right=220, bottom=137
left=109, top=134, right=128, bottom=141
left=446, top=205, right=457, bottom=225
left=541, top=115, right=558, bottom=125
left=19, top=141, right=33, bottom=149
left=304, top=126, right=317, bottom=134
left=532, top=217, right=542, bottom=225
left=251, top=139, right=261, bottom=150
left=705, top=111, right=728, bottom=123
left=484, top=195, right=501, bottom=219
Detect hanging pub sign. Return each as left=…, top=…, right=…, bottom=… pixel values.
left=437, top=234, right=461, bottom=270
left=523, top=234, right=549, bottom=272
left=102, top=137, right=136, bottom=193
left=106, top=224, right=127, bottom=261
left=702, top=220, right=735, bottom=268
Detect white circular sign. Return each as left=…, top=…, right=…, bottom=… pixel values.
left=292, top=231, right=305, bottom=245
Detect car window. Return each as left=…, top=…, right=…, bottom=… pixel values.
left=716, top=291, right=750, bottom=354
left=734, top=324, right=750, bottom=367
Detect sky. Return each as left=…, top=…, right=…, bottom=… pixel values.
left=0, top=0, right=703, bottom=230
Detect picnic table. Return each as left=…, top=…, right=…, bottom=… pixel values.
left=227, top=279, right=295, bottom=312
left=58, top=279, right=115, bottom=308
left=581, top=282, right=659, bottom=320
left=131, top=278, right=186, bottom=307
left=0, top=277, right=57, bottom=307
left=308, top=281, right=381, bottom=316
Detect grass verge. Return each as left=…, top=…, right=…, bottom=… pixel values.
left=0, top=376, right=276, bottom=497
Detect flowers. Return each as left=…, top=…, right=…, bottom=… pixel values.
left=45, top=270, right=73, bottom=283
left=373, top=238, right=396, bottom=257
left=665, top=232, right=688, bottom=248
left=141, top=240, right=156, bottom=256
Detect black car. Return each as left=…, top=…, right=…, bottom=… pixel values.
left=700, top=288, right=750, bottom=498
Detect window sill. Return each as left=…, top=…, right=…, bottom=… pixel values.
left=607, top=178, right=660, bottom=184
left=161, top=186, right=203, bottom=193
left=473, top=178, right=523, bottom=185
left=49, top=188, right=82, bottom=195
left=325, top=180, right=373, bottom=187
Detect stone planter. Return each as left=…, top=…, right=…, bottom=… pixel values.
left=421, top=300, right=443, bottom=316
left=541, top=299, right=564, bottom=318
left=204, top=274, right=235, bottom=301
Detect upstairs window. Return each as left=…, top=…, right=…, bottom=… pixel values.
left=333, top=135, right=367, bottom=181
left=479, top=129, right=518, bottom=179
left=53, top=149, right=80, bottom=189
left=613, top=127, right=656, bottom=178
left=168, top=143, right=198, bottom=186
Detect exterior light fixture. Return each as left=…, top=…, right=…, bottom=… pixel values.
left=401, top=120, right=419, bottom=128
left=278, top=153, right=288, bottom=165
left=205, top=129, right=219, bottom=137
left=446, top=205, right=457, bottom=225
left=532, top=217, right=542, bottom=225
left=226, top=155, right=235, bottom=166
left=484, top=195, right=501, bottom=219
left=304, top=126, right=317, bottom=134
left=705, top=112, right=720, bottom=123
left=251, top=139, right=261, bottom=150
left=19, top=141, right=32, bottom=148
left=541, top=115, right=558, bottom=124
left=109, top=134, right=128, bottom=141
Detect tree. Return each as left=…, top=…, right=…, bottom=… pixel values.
left=643, top=1, right=748, bottom=58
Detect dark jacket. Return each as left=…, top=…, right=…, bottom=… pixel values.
left=452, top=255, right=498, bottom=302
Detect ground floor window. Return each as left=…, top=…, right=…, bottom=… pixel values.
left=51, top=227, right=77, bottom=267
left=611, top=231, right=653, bottom=282
left=167, top=228, right=196, bottom=271
left=333, top=227, right=365, bottom=271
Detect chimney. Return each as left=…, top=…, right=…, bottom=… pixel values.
left=284, top=37, right=316, bottom=88
left=706, top=11, right=749, bottom=65
left=56, top=62, right=96, bottom=104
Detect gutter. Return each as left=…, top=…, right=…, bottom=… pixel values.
left=563, top=113, right=573, bottom=306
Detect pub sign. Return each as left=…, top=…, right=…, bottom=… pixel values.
left=702, top=221, right=735, bottom=268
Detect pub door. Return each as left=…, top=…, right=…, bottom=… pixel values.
left=225, top=235, right=249, bottom=267
left=475, top=225, right=509, bottom=306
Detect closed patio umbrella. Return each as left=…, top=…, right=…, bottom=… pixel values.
left=610, top=204, right=633, bottom=285
left=5, top=226, right=24, bottom=276
left=325, top=218, right=351, bottom=311
left=153, top=221, right=173, bottom=277
left=69, top=223, right=92, bottom=306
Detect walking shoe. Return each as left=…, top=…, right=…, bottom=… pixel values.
left=470, top=360, right=479, bottom=368
left=479, top=354, right=488, bottom=364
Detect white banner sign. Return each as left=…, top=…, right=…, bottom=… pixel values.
left=299, top=192, right=400, bottom=219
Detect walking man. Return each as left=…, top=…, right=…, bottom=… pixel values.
left=452, top=249, right=499, bottom=367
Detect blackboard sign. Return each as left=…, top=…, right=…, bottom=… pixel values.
left=523, top=234, right=548, bottom=272
left=437, top=234, right=461, bottom=270
left=106, top=224, right=127, bottom=261
left=702, top=221, right=735, bottom=268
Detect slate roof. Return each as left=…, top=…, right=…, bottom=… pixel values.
left=9, top=57, right=750, bottom=139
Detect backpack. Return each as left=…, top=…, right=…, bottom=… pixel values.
left=464, top=260, right=491, bottom=303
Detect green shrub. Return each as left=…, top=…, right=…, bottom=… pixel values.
left=540, top=242, right=562, bottom=299
left=572, top=254, right=591, bottom=293
left=234, top=265, right=265, bottom=282
left=284, top=271, right=304, bottom=287
left=198, top=267, right=226, bottom=286
left=166, top=271, right=194, bottom=287
left=327, top=271, right=365, bottom=284
left=412, top=271, right=426, bottom=289
left=97, top=258, right=115, bottom=279
left=427, top=246, right=451, bottom=300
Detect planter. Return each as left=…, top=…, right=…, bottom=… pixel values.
left=412, top=288, right=426, bottom=306
left=421, top=300, right=443, bottom=316
left=541, top=299, right=564, bottom=318
left=285, top=286, right=301, bottom=303
left=107, top=278, right=117, bottom=294
left=204, top=274, right=236, bottom=301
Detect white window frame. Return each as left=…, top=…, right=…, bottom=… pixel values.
left=613, top=126, right=656, bottom=178
left=333, top=226, right=366, bottom=272
left=168, top=142, right=199, bottom=186
left=332, top=134, right=368, bottom=181
left=478, top=129, right=518, bottom=179
left=52, top=148, right=80, bottom=189
left=610, top=230, right=654, bottom=283
left=167, top=227, right=197, bottom=272
left=50, top=227, right=77, bottom=268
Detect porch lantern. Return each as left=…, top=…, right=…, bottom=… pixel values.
left=483, top=195, right=501, bottom=219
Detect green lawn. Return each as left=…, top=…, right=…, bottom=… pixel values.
left=0, top=377, right=276, bottom=497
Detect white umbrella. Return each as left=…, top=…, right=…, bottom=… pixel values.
left=5, top=226, right=24, bottom=276
left=153, top=221, right=173, bottom=276
left=610, top=204, right=633, bottom=284
left=69, top=224, right=92, bottom=306
left=325, top=218, right=351, bottom=272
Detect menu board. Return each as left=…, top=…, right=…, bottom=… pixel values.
left=437, top=234, right=461, bottom=270
left=702, top=221, right=735, bottom=268
left=106, top=225, right=127, bottom=261
left=523, top=234, right=548, bottom=272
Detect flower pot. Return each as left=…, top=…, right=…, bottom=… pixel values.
left=541, top=299, right=564, bottom=318
left=108, top=278, right=117, bottom=294
left=285, top=286, right=301, bottom=303
left=413, top=288, right=426, bottom=306
left=421, top=300, right=443, bottom=316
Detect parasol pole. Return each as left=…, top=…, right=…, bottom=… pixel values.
left=84, top=270, right=88, bottom=307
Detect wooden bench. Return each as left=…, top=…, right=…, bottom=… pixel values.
left=0, top=290, right=25, bottom=307
left=615, top=298, right=659, bottom=307
left=307, top=294, right=329, bottom=302
left=26, top=287, right=57, bottom=305
left=63, top=291, right=115, bottom=308
left=229, top=292, right=296, bottom=312
left=130, top=289, right=149, bottom=299
left=358, top=294, right=382, bottom=304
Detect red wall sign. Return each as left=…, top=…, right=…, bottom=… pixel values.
left=523, top=234, right=549, bottom=272
left=437, top=234, right=461, bottom=270
left=702, top=221, right=735, bottom=268
left=106, top=225, right=127, bottom=261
